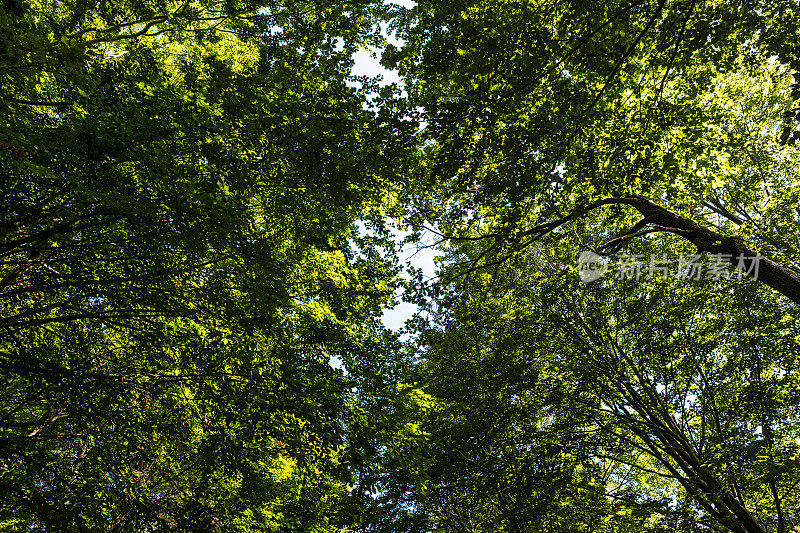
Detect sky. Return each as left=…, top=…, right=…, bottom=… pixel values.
left=381, top=230, right=440, bottom=332
left=348, top=2, right=440, bottom=333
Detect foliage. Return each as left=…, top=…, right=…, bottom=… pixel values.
left=380, top=1, right=800, bottom=532
left=0, top=0, right=414, bottom=530
left=5, top=0, right=800, bottom=531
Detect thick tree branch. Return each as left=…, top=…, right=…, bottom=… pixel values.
left=518, top=196, right=800, bottom=305
left=594, top=196, right=800, bottom=305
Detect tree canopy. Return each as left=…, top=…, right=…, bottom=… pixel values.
left=1, top=0, right=413, bottom=530
left=2, top=0, right=800, bottom=531
left=381, top=1, right=800, bottom=531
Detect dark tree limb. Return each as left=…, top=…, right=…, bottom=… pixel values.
left=439, top=195, right=800, bottom=305
left=597, top=196, right=800, bottom=305
left=515, top=195, right=800, bottom=305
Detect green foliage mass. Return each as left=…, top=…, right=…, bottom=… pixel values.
left=4, top=0, right=800, bottom=532
left=0, top=0, right=415, bottom=530
left=376, top=1, right=800, bottom=532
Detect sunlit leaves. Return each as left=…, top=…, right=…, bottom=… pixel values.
left=0, top=0, right=404, bottom=530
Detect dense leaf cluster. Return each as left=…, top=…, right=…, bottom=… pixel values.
left=3, top=0, right=800, bottom=532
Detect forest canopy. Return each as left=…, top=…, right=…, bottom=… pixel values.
left=1, top=0, right=800, bottom=532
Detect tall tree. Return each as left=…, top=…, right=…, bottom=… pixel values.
left=403, top=231, right=800, bottom=532
left=0, top=0, right=412, bottom=530
left=383, top=0, right=800, bottom=531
